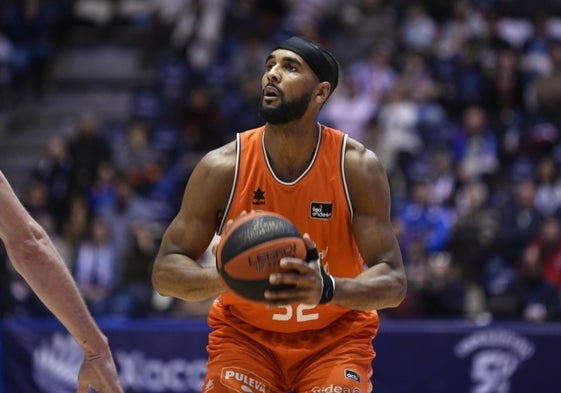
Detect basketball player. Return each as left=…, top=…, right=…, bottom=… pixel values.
left=153, top=36, right=406, bottom=392
left=0, top=171, right=123, bottom=393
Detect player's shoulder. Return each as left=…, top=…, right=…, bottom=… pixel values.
left=197, top=140, right=237, bottom=177
left=343, top=135, right=383, bottom=172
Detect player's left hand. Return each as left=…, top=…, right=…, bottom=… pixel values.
left=264, top=233, right=324, bottom=306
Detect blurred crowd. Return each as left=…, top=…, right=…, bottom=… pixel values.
left=2, top=0, right=561, bottom=323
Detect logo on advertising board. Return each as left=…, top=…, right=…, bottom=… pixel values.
left=31, top=332, right=207, bottom=392
left=115, top=350, right=207, bottom=392
left=32, top=333, right=82, bottom=393
left=454, top=328, right=535, bottom=393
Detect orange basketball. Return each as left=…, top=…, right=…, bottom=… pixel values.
left=216, top=211, right=307, bottom=302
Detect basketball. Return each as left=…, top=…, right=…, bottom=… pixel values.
left=216, top=210, right=307, bottom=302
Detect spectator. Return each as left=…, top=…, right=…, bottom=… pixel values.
left=396, top=177, right=454, bottom=262
left=67, top=112, right=112, bottom=193
left=451, top=104, right=500, bottom=186
left=99, top=175, right=157, bottom=262
left=330, top=0, right=397, bottom=68
left=398, top=50, right=442, bottom=105
left=112, top=118, right=162, bottom=196
left=0, top=23, right=13, bottom=106
left=361, top=115, right=408, bottom=202
left=180, top=85, right=226, bottom=147
left=399, top=3, right=437, bottom=55
left=448, top=179, right=498, bottom=316
left=321, top=70, right=377, bottom=141
left=376, top=82, right=422, bottom=179
left=138, top=0, right=190, bottom=69
left=533, top=38, right=561, bottom=118
left=2, top=0, right=58, bottom=99
left=61, top=193, right=91, bottom=252
left=490, top=242, right=561, bottom=322
left=73, top=215, right=119, bottom=316
left=347, top=40, right=397, bottom=105
left=494, top=177, right=544, bottom=268
left=521, top=11, right=554, bottom=80
left=31, top=134, right=74, bottom=234
left=484, top=47, right=528, bottom=169
left=518, top=244, right=561, bottom=322
left=229, top=32, right=270, bottom=82
left=281, top=0, right=333, bottom=43
left=108, top=220, right=156, bottom=317
left=436, top=0, right=489, bottom=58
left=87, top=161, right=118, bottom=216
left=20, top=178, right=49, bottom=220
left=534, top=155, right=561, bottom=216
left=416, top=252, right=466, bottom=318
left=428, top=147, right=457, bottom=207
left=221, top=73, right=263, bottom=136
left=178, top=0, right=227, bottom=71
left=529, top=216, right=561, bottom=290
left=35, top=211, right=74, bottom=271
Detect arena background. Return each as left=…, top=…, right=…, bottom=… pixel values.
left=1, top=1, right=561, bottom=392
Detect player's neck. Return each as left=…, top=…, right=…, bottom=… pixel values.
left=263, top=121, right=320, bottom=182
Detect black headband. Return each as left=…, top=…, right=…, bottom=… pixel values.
left=275, top=36, right=339, bottom=95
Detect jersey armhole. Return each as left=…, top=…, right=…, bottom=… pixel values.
left=216, top=133, right=242, bottom=235
left=341, top=133, right=354, bottom=222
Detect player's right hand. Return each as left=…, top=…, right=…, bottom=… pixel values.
left=76, top=350, right=124, bottom=393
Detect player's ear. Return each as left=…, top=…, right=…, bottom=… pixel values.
left=315, top=81, right=331, bottom=104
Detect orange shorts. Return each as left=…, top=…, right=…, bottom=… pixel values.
left=202, top=304, right=378, bottom=393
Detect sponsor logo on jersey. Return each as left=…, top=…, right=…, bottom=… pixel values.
left=344, top=369, right=360, bottom=382
left=311, top=385, right=358, bottom=393
left=252, top=188, right=266, bottom=205
left=204, top=379, right=215, bottom=392
left=221, top=367, right=271, bottom=393
left=310, top=202, right=333, bottom=219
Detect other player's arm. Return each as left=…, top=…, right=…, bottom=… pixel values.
left=152, top=143, right=236, bottom=302
left=332, top=139, right=407, bottom=310
left=0, top=171, right=123, bottom=393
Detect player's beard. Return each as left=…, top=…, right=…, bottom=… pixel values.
left=259, top=90, right=312, bottom=124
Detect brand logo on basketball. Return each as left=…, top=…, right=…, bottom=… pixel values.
left=310, top=202, right=333, bottom=219
left=221, top=367, right=270, bottom=393
left=248, top=243, right=297, bottom=272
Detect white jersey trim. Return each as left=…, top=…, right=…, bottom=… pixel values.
left=341, top=133, right=353, bottom=221
left=216, top=133, right=242, bottom=235
left=262, top=123, right=322, bottom=186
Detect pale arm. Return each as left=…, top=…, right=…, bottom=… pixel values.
left=0, top=171, right=123, bottom=393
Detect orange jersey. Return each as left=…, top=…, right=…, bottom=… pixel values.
left=211, top=124, right=379, bottom=333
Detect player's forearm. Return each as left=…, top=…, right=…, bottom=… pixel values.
left=331, top=263, right=407, bottom=311
left=6, top=225, right=111, bottom=355
left=152, top=253, right=224, bottom=301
